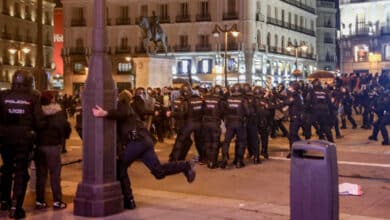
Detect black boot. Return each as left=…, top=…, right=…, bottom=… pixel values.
left=160, top=161, right=196, bottom=183
left=235, top=159, right=245, bottom=168
left=1, top=200, right=11, bottom=210
left=9, top=207, right=25, bottom=219
left=220, top=154, right=228, bottom=169
left=124, top=198, right=136, bottom=210
left=207, top=161, right=218, bottom=169
left=253, top=156, right=261, bottom=164
left=183, top=161, right=196, bottom=183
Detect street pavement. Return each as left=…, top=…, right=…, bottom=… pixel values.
left=0, top=116, right=389, bottom=220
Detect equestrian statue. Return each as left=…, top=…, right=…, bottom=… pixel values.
left=138, top=11, right=168, bottom=55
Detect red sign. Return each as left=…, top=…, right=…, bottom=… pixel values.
left=53, top=8, right=64, bottom=75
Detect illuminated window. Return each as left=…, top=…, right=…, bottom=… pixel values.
left=354, top=45, right=369, bottom=62
left=73, top=63, right=85, bottom=74
left=385, top=44, right=390, bottom=60
left=177, top=59, right=191, bottom=75
left=118, top=62, right=131, bottom=74
left=197, top=59, right=212, bottom=74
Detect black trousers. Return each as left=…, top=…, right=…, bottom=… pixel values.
left=203, top=122, right=221, bottom=163
left=169, top=122, right=201, bottom=161
left=0, top=144, right=31, bottom=209
left=222, top=122, right=247, bottom=161
left=118, top=132, right=188, bottom=202
left=35, top=145, right=63, bottom=203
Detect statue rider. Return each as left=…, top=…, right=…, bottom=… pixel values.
left=150, top=11, right=160, bottom=40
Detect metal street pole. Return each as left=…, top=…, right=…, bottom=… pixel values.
left=73, top=0, right=123, bottom=216
left=224, top=28, right=228, bottom=88
left=33, top=0, right=47, bottom=91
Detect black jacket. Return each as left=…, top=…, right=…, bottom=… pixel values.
left=37, top=103, right=70, bottom=146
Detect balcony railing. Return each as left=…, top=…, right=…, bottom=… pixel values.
left=221, top=43, right=238, bottom=51
left=223, top=12, right=238, bottom=20
left=196, top=14, right=211, bottom=22
left=69, top=47, right=87, bottom=55
left=176, top=15, right=191, bottom=23
left=267, top=17, right=316, bottom=36
left=256, top=13, right=265, bottom=22
left=25, top=13, right=32, bottom=21
left=44, top=41, right=53, bottom=46
left=195, top=44, right=212, bottom=51
left=116, top=17, right=130, bottom=25
left=160, top=16, right=171, bottom=23
left=266, top=44, right=316, bottom=60
left=25, top=35, right=33, bottom=43
left=317, top=1, right=336, bottom=8
left=281, top=0, right=316, bottom=14
left=323, top=38, right=334, bottom=43
left=71, top=18, right=86, bottom=26
left=381, top=25, right=390, bottom=35
left=115, top=46, right=131, bottom=54
left=174, top=45, right=191, bottom=52
left=135, top=46, right=146, bottom=54
left=1, top=32, right=11, bottom=40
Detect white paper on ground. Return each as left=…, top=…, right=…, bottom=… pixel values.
left=339, top=183, right=363, bottom=196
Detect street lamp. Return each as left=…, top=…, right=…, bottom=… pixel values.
left=212, top=24, right=239, bottom=87
left=286, top=42, right=308, bottom=80
left=368, top=52, right=381, bottom=74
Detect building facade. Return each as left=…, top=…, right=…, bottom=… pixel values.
left=316, top=0, right=337, bottom=71
left=339, top=0, right=390, bottom=75
left=0, top=0, right=55, bottom=89
left=62, top=0, right=317, bottom=94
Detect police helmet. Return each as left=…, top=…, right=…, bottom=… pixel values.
left=311, top=79, right=322, bottom=89
left=230, top=83, right=242, bottom=96
left=242, top=83, right=252, bottom=94
left=11, top=70, right=34, bottom=91
left=213, top=85, right=223, bottom=96
left=135, top=87, right=146, bottom=96
left=180, top=84, right=192, bottom=98
left=288, top=81, right=300, bottom=92
left=253, top=86, right=265, bottom=96
left=276, top=83, right=285, bottom=93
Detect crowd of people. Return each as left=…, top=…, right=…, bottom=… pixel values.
left=0, top=69, right=389, bottom=219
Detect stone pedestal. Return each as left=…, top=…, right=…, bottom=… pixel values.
left=133, top=56, right=174, bottom=88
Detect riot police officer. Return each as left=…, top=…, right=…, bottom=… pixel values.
left=253, top=86, right=271, bottom=160
left=202, top=85, right=224, bottom=168
left=272, top=81, right=305, bottom=158
left=169, top=84, right=204, bottom=162
left=242, top=83, right=260, bottom=164
left=0, top=70, right=44, bottom=219
left=369, top=89, right=390, bottom=145
left=306, top=79, right=334, bottom=143
left=221, top=84, right=250, bottom=168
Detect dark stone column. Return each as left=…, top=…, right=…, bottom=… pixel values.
left=73, top=0, right=123, bottom=216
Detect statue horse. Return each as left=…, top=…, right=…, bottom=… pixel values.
left=138, top=16, right=168, bottom=55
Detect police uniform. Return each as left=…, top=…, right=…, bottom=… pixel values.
left=202, top=87, right=224, bottom=168
left=169, top=85, right=204, bottom=162
left=306, top=82, right=334, bottom=142
left=221, top=84, right=249, bottom=168
left=0, top=70, right=44, bottom=219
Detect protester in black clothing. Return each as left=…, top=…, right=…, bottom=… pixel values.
left=0, top=70, right=44, bottom=219
left=34, top=91, right=70, bottom=210
left=92, top=90, right=196, bottom=210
